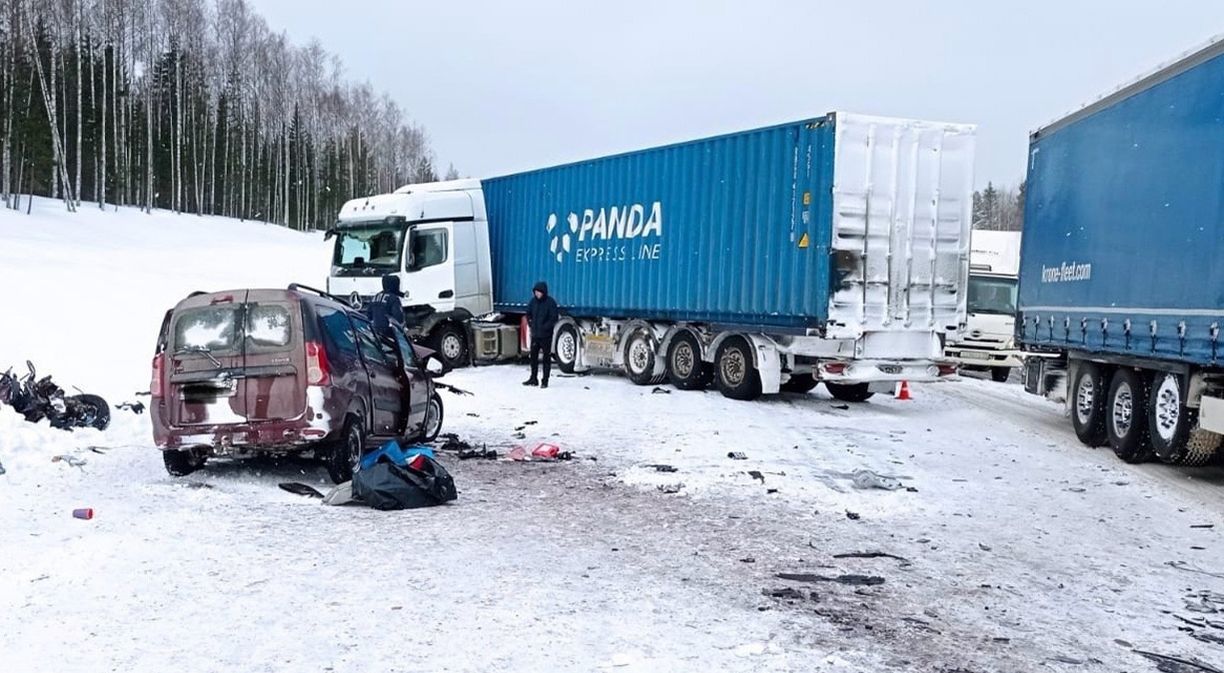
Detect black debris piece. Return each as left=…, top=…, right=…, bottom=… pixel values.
left=767, top=488, right=779, bottom=494
left=762, top=587, right=807, bottom=601
left=727, top=451, right=748, bottom=460
left=116, top=401, right=146, bottom=415
left=740, top=557, right=756, bottom=563
left=465, top=412, right=480, bottom=418
left=845, top=510, right=861, bottom=520
left=832, top=404, right=850, bottom=410
left=979, top=543, right=993, bottom=552
left=651, top=387, right=672, bottom=395
left=1134, top=650, right=1224, bottom=673
left=834, top=552, right=913, bottom=567
left=657, top=483, right=684, bottom=494
left=1191, top=524, right=1215, bottom=529
left=748, top=470, right=765, bottom=483
left=647, top=464, right=678, bottom=473
left=278, top=482, right=325, bottom=498
left=523, top=420, right=538, bottom=426
left=458, top=447, right=498, bottom=460
left=776, top=573, right=885, bottom=586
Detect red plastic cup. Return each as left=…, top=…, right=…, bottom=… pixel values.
left=72, top=508, right=94, bottom=520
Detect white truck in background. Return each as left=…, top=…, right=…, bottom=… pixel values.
left=945, top=230, right=1023, bottom=382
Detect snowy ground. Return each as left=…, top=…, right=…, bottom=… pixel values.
left=1, top=199, right=1222, bottom=672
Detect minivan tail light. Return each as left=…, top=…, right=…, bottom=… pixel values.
left=151, top=353, right=165, bottom=397
left=822, top=362, right=848, bottom=375
left=305, top=341, right=331, bottom=386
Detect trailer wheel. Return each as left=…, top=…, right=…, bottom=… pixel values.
left=1148, top=371, right=1195, bottom=464
left=429, top=323, right=468, bottom=369
left=666, top=331, right=709, bottom=390
left=623, top=328, right=664, bottom=386
left=825, top=382, right=874, bottom=403
left=780, top=374, right=819, bottom=394
left=1183, top=424, right=1223, bottom=467
left=555, top=324, right=579, bottom=374
left=1106, top=369, right=1153, bottom=463
left=714, top=336, right=762, bottom=401
left=1071, top=363, right=1109, bottom=447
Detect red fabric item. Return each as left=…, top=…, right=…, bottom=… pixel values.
left=532, top=443, right=560, bottom=459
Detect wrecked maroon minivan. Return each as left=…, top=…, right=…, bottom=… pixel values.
left=151, top=285, right=443, bottom=483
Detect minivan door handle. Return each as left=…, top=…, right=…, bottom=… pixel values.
left=438, top=290, right=454, bottom=299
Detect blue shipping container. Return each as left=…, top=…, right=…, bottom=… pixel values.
left=1019, top=38, right=1224, bottom=366
left=484, top=113, right=975, bottom=334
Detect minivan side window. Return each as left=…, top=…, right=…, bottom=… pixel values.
left=410, top=229, right=448, bottom=271
left=353, top=319, right=388, bottom=366
left=316, top=306, right=359, bottom=358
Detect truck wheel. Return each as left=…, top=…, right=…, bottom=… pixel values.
left=781, top=374, right=819, bottom=394
left=714, top=336, right=761, bottom=401
left=162, top=448, right=205, bottom=477
left=422, top=393, right=444, bottom=443
left=1148, top=371, right=1194, bottom=464
left=325, top=417, right=364, bottom=484
left=1183, top=424, right=1223, bottom=467
left=555, top=324, right=579, bottom=374
left=429, top=323, right=468, bottom=369
left=1106, top=369, right=1153, bottom=463
left=666, top=331, right=709, bottom=390
left=1071, top=363, right=1109, bottom=447
left=991, top=367, right=1012, bottom=383
left=825, top=382, right=874, bottom=403
left=623, top=328, right=664, bottom=386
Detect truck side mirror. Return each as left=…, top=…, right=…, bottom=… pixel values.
left=323, top=228, right=337, bottom=241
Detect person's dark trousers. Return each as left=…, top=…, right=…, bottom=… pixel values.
left=529, top=336, right=552, bottom=385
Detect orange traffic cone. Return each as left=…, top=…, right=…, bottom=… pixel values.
left=896, top=380, right=912, bottom=401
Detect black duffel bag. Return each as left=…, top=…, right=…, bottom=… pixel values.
left=352, top=455, right=457, bottom=511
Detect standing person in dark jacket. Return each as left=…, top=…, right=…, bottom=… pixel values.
left=524, top=281, right=559, bottom=388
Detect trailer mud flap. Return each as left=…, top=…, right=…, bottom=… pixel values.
left=746, top=335, right=783, bottom=394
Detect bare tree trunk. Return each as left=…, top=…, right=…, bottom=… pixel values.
left=24, top=1, right=75, bottom=211
left=75, top=0, right=82, bottom=206
left=143, top=5, right=153, bottom=213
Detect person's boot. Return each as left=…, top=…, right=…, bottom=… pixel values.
left=523, top=378, right=539, bottom=387
left=540, top=379, right=549, bottom=389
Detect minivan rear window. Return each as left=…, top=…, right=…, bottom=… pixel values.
left=246, top=304, right=292, bottom=347
left=174, top=307, right=240, bottom=351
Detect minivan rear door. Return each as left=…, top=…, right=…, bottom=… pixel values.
left=241, top=290, right=306, bottom=421
left=168, top=291, right=248, bottom=426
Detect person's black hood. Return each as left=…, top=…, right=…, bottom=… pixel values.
left=533, top=281, right=549, bottom=297
left=382, top=274, right=403, bottom=297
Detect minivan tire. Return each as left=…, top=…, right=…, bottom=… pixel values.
left=326, top=417, right=364, bottom=484
left=163, top=448, right=204, bottom=477
left=423, top=392, right=444, bottom=442
left=429, top=323, right=469, bottom=370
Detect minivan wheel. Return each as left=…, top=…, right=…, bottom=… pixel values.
left=326, top=418, right=364, bottom=484
left=1107, top=369, right=1153, bottom=464
left=163, top=448, right=205, bottom=477
left=423, top=393, right=444, bottom=442
left=429, top=323, right=468, bottom=369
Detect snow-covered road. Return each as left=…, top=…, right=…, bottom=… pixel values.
left=1, top=199, right=1222, bottom=672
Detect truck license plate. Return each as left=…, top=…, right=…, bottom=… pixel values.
left=878, top=364, right=903, bottom=375
left=961, top=352, right=989, bottom=361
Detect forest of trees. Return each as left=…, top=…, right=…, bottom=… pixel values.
left=972, top=181, right=1025, bottom=231
left=1, top=0, right=445, bottom=229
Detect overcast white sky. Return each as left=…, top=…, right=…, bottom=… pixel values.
left=248, top=0, right=1223, bottom=189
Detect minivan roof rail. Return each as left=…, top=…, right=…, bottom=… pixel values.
left=287, top=283, right=349, bottom=306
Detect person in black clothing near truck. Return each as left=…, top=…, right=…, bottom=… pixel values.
left=524, top=281, right=559, bottom=388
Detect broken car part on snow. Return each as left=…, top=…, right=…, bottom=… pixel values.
left=0, top=361, right=110, bottom=431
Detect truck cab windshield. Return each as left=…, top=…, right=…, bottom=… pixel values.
left=968, top=275, right=1018, bottom=315
left=332, top=225, right=405, bottom=276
